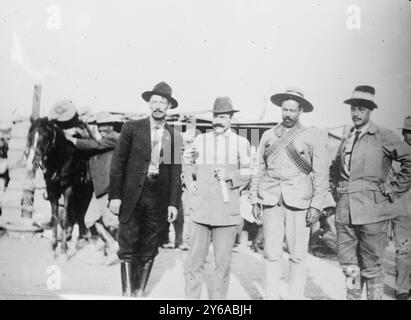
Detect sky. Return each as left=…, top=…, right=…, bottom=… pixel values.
left=0, top=0, right=410, bottom=131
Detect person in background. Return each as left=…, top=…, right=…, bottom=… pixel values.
left=0, top=122, right=12, bottom=217
left=390, top=116, right=411, bottom=300
left=64, top=114, right=121, bottom=265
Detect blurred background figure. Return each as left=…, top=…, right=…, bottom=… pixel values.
left=391, top=116, right=411, bottom=300
left=0, top=122, right=12, bottom=218
left=64, top=112, right=121, bottom=265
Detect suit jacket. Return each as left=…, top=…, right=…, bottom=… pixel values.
left=330, top=122, right=411, bottom=225
left=75, top=132, right=119, bottom=198
left=250, top=123, right=329, bottom=211
left=109, top=117, right=182, bottom=223
left=182, top=130, right=252, bottom=226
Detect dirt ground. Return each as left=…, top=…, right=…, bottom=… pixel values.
left=0, top=229, right=401, bottom=300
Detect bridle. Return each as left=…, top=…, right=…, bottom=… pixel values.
left=31, top=122, right=57, bottom=172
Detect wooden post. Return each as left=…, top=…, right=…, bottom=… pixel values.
left=31, top=84, right=41, bottom=121
left=21, top=85, right=41, bottom=218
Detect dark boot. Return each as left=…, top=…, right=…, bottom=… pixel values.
left=366, top=277, right=385, bottom=300
left=121, top=260, right=138, bottom=297
left=136, top=259, right=154, bottom=297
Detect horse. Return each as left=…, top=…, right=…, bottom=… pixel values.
left=26, top=117, right=93, bottom=260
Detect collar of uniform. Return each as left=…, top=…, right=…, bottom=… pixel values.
left=275, top=121, right=302, bottom=137
left=349, top=121, right=374, bottom=136
left=149, top=116, right=166, bottom=130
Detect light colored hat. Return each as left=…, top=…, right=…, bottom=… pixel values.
left=270, top=87, right=314, bottom=113
left=49, top=100, right=77, bottom=122
left=343, top=85, right=378, bottom=109
left=399, top=116, right=411, bottom=131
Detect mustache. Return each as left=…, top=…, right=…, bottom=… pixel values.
left=283, top=117, right=293, bottom=122
left=212, top=123, right=224, bottom=128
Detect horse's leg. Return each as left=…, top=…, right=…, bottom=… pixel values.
left=77, top=183, right=93, bottom=242
left=60, top=187, right=73, bottom=258
left=50, top=199, right=59, bottom=254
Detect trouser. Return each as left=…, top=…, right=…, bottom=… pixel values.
left=184, top=221, right=237, bottom=299
left=118, top=176, right=165, bottom=263
left=118, top=175, right=166, bottom=297
left=391, top=215, right=411, bottom=294
left=336, top=220, right=389, bottom=299
left=263, top=203, right=311, bottom=300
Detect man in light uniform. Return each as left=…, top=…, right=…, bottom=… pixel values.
left=250, top=87, right=329, bottom=300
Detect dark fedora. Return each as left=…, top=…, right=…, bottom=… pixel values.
left=344, top=85, right=378, bottom=109
left=270, top=87, right=314, bottom=113
left=142, top=81, right=178, bottom=109
left=212, top=96, right=239, bottom=114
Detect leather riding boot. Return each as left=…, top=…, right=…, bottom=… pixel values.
left=136, top=259, right=154, bottom=297
left=366, top=277, right=385, bottom=300
left=121, top=260, right=138, bottom=297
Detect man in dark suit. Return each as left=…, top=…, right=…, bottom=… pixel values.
left=109, top=82, right=183, bottom=297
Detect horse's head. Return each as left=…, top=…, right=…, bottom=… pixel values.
left=26, top=117, right=58, bottom=172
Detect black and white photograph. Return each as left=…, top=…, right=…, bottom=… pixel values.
left=0, top=0, right=411, bottom=305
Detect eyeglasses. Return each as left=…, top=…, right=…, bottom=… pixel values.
left=149, top=100, right=169, bottom=107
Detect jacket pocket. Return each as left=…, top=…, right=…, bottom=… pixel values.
left=374, top=191, right=389, bottom=203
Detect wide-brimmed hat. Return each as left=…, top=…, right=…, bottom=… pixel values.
left=399, top=116, right=411, bottom=131
left=49, top=100, right=78, bottom=122
left=142, top=81, right=178, bottom=109
left=344, top=85, right=378, bottom=109
left=212, top=96, right=239, bottom=115
left=270, top=87, right=313, bottom=113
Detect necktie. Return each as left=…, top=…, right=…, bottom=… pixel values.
left=348, top=130, right=361, bottom=171
left=150, top=127, right=161, bottom=172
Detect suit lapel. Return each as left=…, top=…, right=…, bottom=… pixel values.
left=141, top=117, right=151, bottom=155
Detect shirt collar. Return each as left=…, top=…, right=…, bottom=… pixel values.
left=351, top=121, right=372, bottom=136
left=149, top=116, right=165, bottom=130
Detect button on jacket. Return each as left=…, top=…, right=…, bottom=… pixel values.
left=250, top=122, right=329, bottom=211
left=330, top=122, right=411, bottom=225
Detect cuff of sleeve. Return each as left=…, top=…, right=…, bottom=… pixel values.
left=309, top=199, right=324, bottom=212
